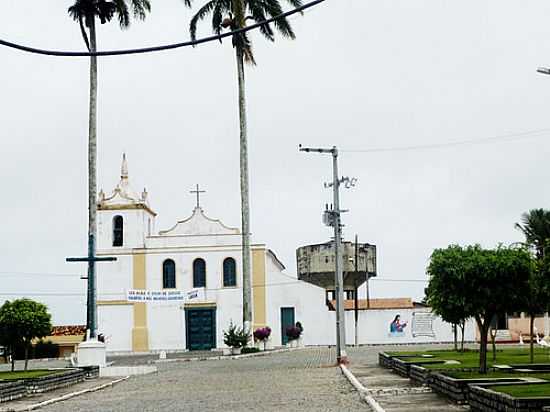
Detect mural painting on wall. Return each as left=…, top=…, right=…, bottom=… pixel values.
left=389, top=314, right=408, bottom=337
left=411, top=312, right=436, bottom=338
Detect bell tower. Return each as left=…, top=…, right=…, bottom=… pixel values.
left=97, top=154, right=157, bottom=250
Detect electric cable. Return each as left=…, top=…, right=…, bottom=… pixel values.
left=0, top=0, right=325, bottom=57
left=340, top=127, right=550, bottom=153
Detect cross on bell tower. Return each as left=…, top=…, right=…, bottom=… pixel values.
left=190, top=184, right=206, bottom=209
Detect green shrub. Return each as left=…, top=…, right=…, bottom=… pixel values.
left=223, top=321, right=249, bottom=348
left=34, top=340, right=59, bottom=359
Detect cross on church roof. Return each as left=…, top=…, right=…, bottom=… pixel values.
left=190, top=184, right=206, bottom=209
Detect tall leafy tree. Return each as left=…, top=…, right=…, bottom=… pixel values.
left=0, top=301, right=20, bottom=371
left=426, top=246, right=470, bottom=352
left=67, top=0, right=151, bottom=338
left=427, top=245, right=531, bottom=373
left=515, top=209, right=550, bottom=361
left=184, top=0, right=301, bottom=330
left=524, top=267, right=549, bottom=363
left=0, top=299, right=52, bottom=371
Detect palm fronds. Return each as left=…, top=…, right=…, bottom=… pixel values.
left=185, top=0, right=299, bottom=64
left=515, top=209, right=550, bottom=259
left=68, top=0, right=152, bottom=32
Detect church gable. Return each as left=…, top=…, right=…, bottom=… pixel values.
left=159, top=207, right=239, bottom=236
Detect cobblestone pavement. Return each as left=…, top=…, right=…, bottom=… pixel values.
left=348, top=344, right=471, bottom=412
left=41, top=347, right=366, bottom=412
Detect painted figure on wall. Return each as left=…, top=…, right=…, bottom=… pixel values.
left=390, top=314, right=407, bottom=335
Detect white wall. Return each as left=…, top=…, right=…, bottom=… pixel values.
left=97, top=254, right=133, bottom=301
left=345, top=308, right=476, bottom=345
left=98, top=304, right=132, bottom=352
left=147, top=303, right=185, bottom=351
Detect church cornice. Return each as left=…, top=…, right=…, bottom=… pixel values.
left=97, top=203, right=157, bottom=217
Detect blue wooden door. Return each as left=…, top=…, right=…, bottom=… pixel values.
left=186, top=308, right=216, bottom=350
left=280, top=307, right=295, bottom=345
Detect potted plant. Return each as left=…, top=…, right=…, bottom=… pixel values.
left=285, top=324, right=302, bottom=348
left=253, top=326, right=272, bottom=351
left=223, top=321, right=249, bottom=355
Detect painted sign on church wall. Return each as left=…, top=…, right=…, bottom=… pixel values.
left=126, top=289, right=203, bottom=303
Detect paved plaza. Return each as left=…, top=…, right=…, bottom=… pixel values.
left=41, top=347, right=365, bottom=412
left=16, top=344, right=475, bottom=411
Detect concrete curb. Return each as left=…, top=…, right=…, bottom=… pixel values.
left=154, top=346, right=304, bottom=364
left=17, top=376, right=129, bottom=411
left=339, top=364, right=385, bottom=412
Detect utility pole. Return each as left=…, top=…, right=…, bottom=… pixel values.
left=300, top=144, right=353, bottom=364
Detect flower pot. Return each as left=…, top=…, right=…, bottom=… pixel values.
left=230, top=347, right=242, bottom=355
left=287, top=339, right=298, bottom=348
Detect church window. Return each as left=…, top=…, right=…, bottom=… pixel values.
left=223, top=258, right=237, bottom=287
left=193, top=258, right=206, bottom=288
left=163, top=259, right=176, bottom=289
left=113, top=215, right=124, bottom=247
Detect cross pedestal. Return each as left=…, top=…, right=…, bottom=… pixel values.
left=77, top=339, right=106, bottom=367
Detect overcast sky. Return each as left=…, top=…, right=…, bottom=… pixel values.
left=1, top=0, right=550, bottom=325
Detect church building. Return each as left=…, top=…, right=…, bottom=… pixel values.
left=95, top=155, right=328, bottom=353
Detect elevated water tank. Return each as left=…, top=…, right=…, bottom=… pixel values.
left=296, top=242, right=376, bottom=290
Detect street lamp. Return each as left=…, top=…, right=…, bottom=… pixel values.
left=537, top=67, right=550, bottom=75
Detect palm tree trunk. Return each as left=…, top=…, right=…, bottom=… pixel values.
left=235, top=46, right=252, bottom=333
left=87, top=16, right=98, bottom=340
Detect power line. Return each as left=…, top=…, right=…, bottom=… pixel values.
left=370, top=278, right=428, bottom=283
left=340, top=128, right=550, bottom=154
left=0, top=279, right=430, bottom=300
left=0, top=271, right=79, bottom=277
left=0, top=0, right=325, bottom=57
left=0, top=281, right=302, bottom=296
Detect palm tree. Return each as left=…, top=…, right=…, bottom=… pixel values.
left=184, top=0, right=301, bottom=331
left=515, top=209, right=550, bottom=260
left=68, top=0, right=151, bottom=339
left=515, top=209, right=550, bottom=362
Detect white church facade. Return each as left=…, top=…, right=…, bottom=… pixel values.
left=95, top=156, right=474, bottom=353
left=95, top=155, right=331, bottom=353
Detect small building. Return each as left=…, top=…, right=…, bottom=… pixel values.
left=45, top=325, right=86, bottom=358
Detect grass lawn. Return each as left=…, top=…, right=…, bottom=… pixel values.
left=0, top=370, right=58, bottom=380
left=389, top=348, right=550, bottom=370
left=446, top=370, right=550, bottom=380
left=489, top=382, right=550, bottom=398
